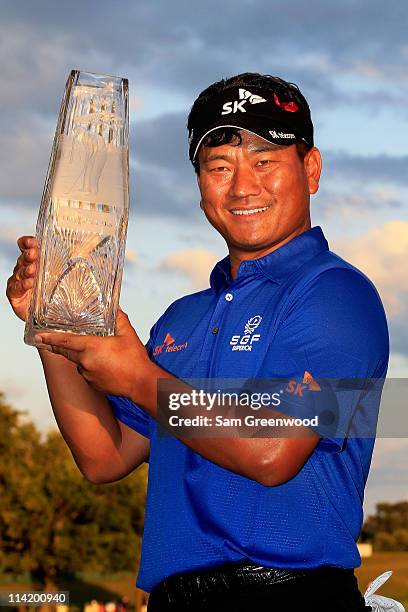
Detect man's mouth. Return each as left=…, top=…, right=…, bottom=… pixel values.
left=230, top=206, right=270, bottom=216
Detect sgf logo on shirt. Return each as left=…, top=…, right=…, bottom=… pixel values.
left=230, top=315, right=262, bottom=351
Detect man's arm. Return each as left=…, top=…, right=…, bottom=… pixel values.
left=38, top=317, right=319, bottom=487
left=38, top=267, right=388, bottom=487
left=39, top=350, right=149, bottom=483
left=6, top=236, right=149, bottom=484
left=11, top=235, right=304, bottom=487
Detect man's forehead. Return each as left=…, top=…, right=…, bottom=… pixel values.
left=199, top=130, right=288, bottom=159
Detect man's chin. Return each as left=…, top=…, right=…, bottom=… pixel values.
left=227, top=239, right=279, bottom=254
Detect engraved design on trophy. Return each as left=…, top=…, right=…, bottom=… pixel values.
left=24, top=71, right=129, bottom=347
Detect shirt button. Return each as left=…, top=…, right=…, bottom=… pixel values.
left=225, top=293, right=233, bottom=302
left=212, top=326, right=219, bottom=335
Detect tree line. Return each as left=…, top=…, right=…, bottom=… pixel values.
left=0, top=393, right=147, bottom=589
left=362, top=501, right=408, bottom=551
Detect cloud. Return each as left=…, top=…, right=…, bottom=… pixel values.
left=133, top=160, right=198, bottom=219
left=314, top=151, right=408, bottom=219
left=1, top=0, right=408, bottom=119
left=370, top=439, right=408, bottom=470
left=334, top=220, right=408, bottom=317
left=1, top=2, right=407, bottom=218
left=324, top=152, right=408, bottom=188
left=364, top=437, right=408, bottom=514
left=159, top=248, right=219, bottom=289
left=132, top=113, right=189, bottom=176
left=388, top=352, right=408, bottom=378
left=125, top=248, right=138, bottom=266
left=0, top=116, right=52, bottom=205
left=0, top=377, right=27, bottom=402
left=334, top=221, right=408, bottom=356
left=0, top=234, right=20, bottom=263
left=131, top=112, right=200, bottom=218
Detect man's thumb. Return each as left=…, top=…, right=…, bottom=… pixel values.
left=116, top=307, right=134, bottom=335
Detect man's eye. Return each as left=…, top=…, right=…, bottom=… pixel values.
left=209, top=166, right=229, bottom=173
left=256, top=159, right=274, bottom=167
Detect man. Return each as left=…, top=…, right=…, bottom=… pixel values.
left=7, top=73, right=387, bottom=611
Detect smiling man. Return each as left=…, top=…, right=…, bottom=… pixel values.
left=7, top=73, right=388, bottom=611
left=196, top=131, right=320, bottom=273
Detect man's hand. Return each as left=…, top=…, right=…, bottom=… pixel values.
left=36, top=310, right=154, bottom=399
left=6, top=235, right=39, bottom=321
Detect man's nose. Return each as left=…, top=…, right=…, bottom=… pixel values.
left=228, top=164, right=262, bottom=199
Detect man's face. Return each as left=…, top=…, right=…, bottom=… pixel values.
left=197, top=131, right=322, bottom=258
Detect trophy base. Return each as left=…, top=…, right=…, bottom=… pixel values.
left=24, top=322, right=112, bottom=349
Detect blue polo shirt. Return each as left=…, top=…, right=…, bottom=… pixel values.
left=108, top=226, right=389, bottom=593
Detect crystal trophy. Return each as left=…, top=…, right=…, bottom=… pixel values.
left=24, top=70, right=129, bottom=347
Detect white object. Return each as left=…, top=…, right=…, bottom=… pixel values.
left=364, top=571, right=405, bottom=612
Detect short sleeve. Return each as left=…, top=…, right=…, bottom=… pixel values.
left=260, top=267, right=389, bottom=452
left=107, top=336, right=155, bottom=439
left=107, top=395, right=151, bottom=438
left=106, top=302, right=179, bottom=440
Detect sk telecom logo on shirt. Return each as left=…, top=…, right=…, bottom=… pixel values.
left=286, top=371, right=321, bottom=396
left=153, top=332, right=188, bottom=356
left=230, top=315, right=262, bottom=351
left=221, top=89, right=266, bottom=115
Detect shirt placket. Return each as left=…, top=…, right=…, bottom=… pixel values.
left=193, top=288, right=236, bottom=378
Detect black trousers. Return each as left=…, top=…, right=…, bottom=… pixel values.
left=147, top=563, right=372, bottom=611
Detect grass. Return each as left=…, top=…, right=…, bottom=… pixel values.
left=356, top=552, right=408, bottom=607
left=0, top=571, right=143, bottom=612
left=1, top=553, right=408, bottom=610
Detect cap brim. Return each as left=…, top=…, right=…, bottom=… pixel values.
left=191, top=118, right=301, bottom=162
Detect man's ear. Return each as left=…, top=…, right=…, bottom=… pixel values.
left=196, top=173, right=204, bottom=209
left=305, top=147, right=322, bottom=195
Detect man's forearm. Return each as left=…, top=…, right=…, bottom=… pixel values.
left=39, top=349, right=124, bottom=476
left=35, top=317, right=318, bottom=485
left=134, top=361, right=318, bottom=485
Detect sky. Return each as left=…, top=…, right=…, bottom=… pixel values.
left=0, top=0, right=407, bottom=515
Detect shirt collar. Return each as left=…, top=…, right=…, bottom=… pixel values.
left=210, top=226, right=329, bottom=291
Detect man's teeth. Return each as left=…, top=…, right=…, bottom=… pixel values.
left=231, top=207, right=269, bottom=216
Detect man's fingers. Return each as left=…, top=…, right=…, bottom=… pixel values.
left=22, top=263, right=35, bottom=278
left=17, top=236, right=37, bottom=253
left=35, top=333, right=98, bottom=368
left=35, top=334, right=84, bottom=364
left=14, top=264, right=34, bottom=282
left=35, top=332, right=87, bottom=352
left=47, top=345, right=82, bottom=364
left=6, top=276, right=23, bottom=298
left=23, top=248, right=38, bottom=263
left=11, top=245, right=38, bottom=285
left=21, top=277, right=35, bottom=289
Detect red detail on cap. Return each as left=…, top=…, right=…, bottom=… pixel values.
left=274, top=93, right=299, bottom=112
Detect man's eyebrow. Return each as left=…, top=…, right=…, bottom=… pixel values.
left=248, top=143, right=286, bottom=153
left=202, top=153, right=233, bottom=163
left=202, top=143, right=286, bottom=162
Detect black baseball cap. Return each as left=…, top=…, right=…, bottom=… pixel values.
left=188, top=84, right=314, bottom=164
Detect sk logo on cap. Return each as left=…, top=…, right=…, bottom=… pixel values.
left=221, top=89, right=266, bottom=115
